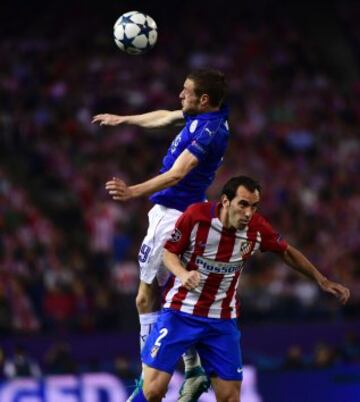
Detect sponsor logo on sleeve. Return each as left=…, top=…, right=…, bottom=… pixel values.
left=189, top=119, right=198, bottom=133
left=170, top=228, right=182, bottom=242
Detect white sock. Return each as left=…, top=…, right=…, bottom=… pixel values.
left=182, top=347, right=201, bottom=372
left=139, top=311, right=160, bottom=351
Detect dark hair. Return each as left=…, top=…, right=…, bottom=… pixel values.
left=221, top=176, right=261, bottom=201
left=187, top=69, right=226, bottom=107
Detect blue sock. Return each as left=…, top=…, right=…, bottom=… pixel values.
left=131, top=387, right=148, bottom=401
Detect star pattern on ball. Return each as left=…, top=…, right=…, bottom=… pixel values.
left=120, top=31, right=136, bottom=49
left=120, top=15, right=134, bottom=25
left=139, top=20, right=152, bottom=37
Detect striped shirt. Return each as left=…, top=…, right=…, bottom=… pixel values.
left=163, top=202, right=288, bottom=319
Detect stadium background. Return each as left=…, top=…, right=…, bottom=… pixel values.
left=0, top=0, right=359, bottom=400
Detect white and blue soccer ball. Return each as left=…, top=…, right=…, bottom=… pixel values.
left=113, top=11, right=158, bottom=55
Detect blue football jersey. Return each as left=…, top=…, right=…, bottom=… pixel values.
left=149, top=105, right=230, bottom=211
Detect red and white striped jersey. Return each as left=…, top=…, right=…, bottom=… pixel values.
left=163, top=202, right=288, bottom=319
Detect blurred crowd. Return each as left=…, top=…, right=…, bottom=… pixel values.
left=0, top=1, right=360, bottom=335
left=1, top=331, right=360, bottom=380
left=0, top=343, right=138, bottom=382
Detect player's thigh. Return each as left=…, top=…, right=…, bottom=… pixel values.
left=142, top=310, right=203, bottom=374
left=138, top=205, right=181, bottom=286
left=143, top=364, right=172, bottom=400
left=211, top=377, right=241, bottom=402
left=197, top=319, right=243, bottom=382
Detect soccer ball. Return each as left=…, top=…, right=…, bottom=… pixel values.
left=113, top=11, right=158, bottom=55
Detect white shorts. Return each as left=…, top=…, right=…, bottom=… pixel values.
left=138, top=204, right=182, bottom=286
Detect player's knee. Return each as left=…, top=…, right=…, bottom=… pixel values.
left=219, top=392, right=240, bottom=402
left=135, top=291, right=149, bottom=312
left=217, top=385, right=241, bottom=402
left=228, top=391, right=241, bottom=402
left=136, top=285, right=159, bottom=313
left=143, top=380, right=167, bottom=401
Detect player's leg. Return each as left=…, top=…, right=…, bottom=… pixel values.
left=136, top=280, right=161, bottom=352
left=177, top=362, right=210, bottom=402
left=130, top=364, right=171, bottom=402
left=194, top=318, right=243, bottom=402
left=127, top=206, right=166, bottom=401
left=143, top=365, right=172, bottom=401
left=141, top=310, right=204, bottom=401
left=211, top=377, right=241, bottom=402
left=129, top=205, right=185, bottom=401
left=136, top=205, right=171, bottom=355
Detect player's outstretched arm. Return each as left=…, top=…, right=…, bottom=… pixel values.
left=280, top=244, right=350, bottom=304
left=163, top=250, right=200, bottom=290
left=92, top=110, right=184, bottom=128
left=105, top=149, right=198, bottom=201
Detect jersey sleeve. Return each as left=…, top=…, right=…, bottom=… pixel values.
left=164, top=209, right=194, bottom=255
left=187, top=121, right=219, bottom=161
left=259, top=217, right=288, bottom=253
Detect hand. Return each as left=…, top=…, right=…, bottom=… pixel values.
left=180, top=271, right=200, bottom=290
left=105, top=177, right=133, bottom=201
left=92, top=114, right=126, bottom=126
left=319, top=278, right=350, bottom=304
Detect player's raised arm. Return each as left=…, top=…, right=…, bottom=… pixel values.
left=279, top=244, right=350, bottom=304
left=105, top=149, right=198, bottom=200
left=92, top=109, right=184, bottom=128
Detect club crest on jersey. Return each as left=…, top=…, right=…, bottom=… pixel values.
left=170, top=228, right=182, bottom=242
left=240, top=241, right=253, bottom=256
left=151, top=345, right=159, bottom=358
left=189, top=119, right=198, bottom=133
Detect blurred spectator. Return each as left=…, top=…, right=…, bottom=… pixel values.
left=44, top=342, right=77, bottom=374
left=0, top=348, right=6, bottom=380
left=340, top=331, right=360, bottom=363
left=3, top=345, right=41, bottom=379
left=312, top=343, right=336, bottom=369
left=113, top=355, right=136, bottom=381
left=282, top=345, right=306, bottom=370
left=43, top=285, right=75, bottom=330
left=0, top=283, right=11, bottom=334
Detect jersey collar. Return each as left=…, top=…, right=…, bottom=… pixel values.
left=186, top=104, right=229, bottom=121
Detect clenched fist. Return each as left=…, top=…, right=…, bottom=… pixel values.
left=180, top=270, right=201, bottom=290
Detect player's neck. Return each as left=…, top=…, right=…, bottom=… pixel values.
left=219, top=207, right=233, bottom=230
left=199, top=105, right=219, bottom=113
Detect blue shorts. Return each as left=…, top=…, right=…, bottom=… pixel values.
left=142, top=308, right=243, bottom=381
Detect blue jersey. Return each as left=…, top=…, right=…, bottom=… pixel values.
left=149, top=105, right=230, bottom=211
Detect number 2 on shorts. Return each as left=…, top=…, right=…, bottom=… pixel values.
left=154, top=328, right=168, bottom=347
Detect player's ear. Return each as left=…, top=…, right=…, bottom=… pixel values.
left=221, top=194, right=230, bottom=208
left=200, top=93, right=210, bottom=107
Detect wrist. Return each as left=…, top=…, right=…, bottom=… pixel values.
left=178, top=270, right=188, bottom=283
left=316, top=274, right=328, bottom=287
left=127, top=186, right=136, bottom=199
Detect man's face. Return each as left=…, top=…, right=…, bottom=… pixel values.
left=222, top=185, right=260, bottom=230
left=179, top=78, right=202, bottom=114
